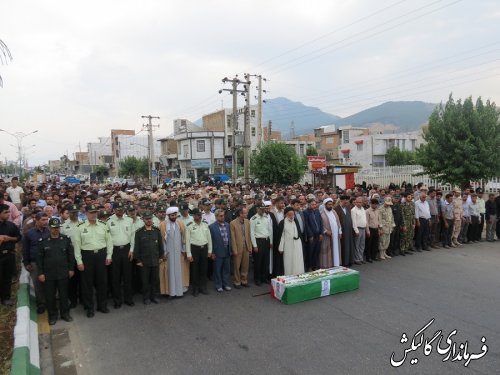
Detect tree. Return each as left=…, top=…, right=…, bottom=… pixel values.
left=416, top=95, right=500, bottom=188
left=306, top=145, right=319, bottom=156
left=250, top=142, right=306, bottom=184
left=385, top=147, right=417, bottom=166
left=119, top=156, right=149, bottom=178
left=0, top=40, right=13, bottom=87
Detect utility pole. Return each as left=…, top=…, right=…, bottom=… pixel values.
left=267, top=120, right=272, bottom=143
left=243, top=73, right=251, bottom=183
left=141, top=115, right=160, bottom=186
left=219, top=76, right=247, bottom=182
left=254, top=75, right=267, bottom=147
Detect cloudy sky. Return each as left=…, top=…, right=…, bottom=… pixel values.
left=1, top=0, right=499, bottom=165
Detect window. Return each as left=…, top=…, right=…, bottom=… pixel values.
left=196, top=140, right=205, bottom=152
left=344, top=152, right=350, bottom=159
left=228, top=135, right=233, bottom=148
left=388, top=139, right=396, bottom=149
left=183, top=145, right=189, bottom=157
left=251, top=110, right=256, bottom=117
left=251, top=127, right=256, bottom=137
left=227, top=115, right=231, bottom=128
left=411, top=139, right=416, bottom=151
left=115, top=137, right=119, bottom=145
left=326, top=137, right=334, bottom=144
left=402, top=139, right=406, bottom=150
left=342, top=131, right=349, bottom=144
left=299, top=144, right=305, bottom=155
left=357, top=143, right=363, bottom=151
left=315, top=142, right=321, bottom=149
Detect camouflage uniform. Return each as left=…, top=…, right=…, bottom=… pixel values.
left=451, top=196, right=463, bottom=244
left=378, top=205, right=395, bottom=259
left=389, top=201, right=403, bottom=256
left=400, top=200, right=416, bottom=253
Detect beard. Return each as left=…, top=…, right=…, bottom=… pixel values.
left=325, top=206, right=333, bottom=211
left=169, top=217, right=177, bottom=222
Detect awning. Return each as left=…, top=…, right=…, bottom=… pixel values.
left=340, top=149, right=351, bottom=153
left=354, top=140, right=363, bottom=144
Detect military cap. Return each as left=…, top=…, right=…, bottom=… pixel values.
left=114, top=201, right=125, bottom=209
left=180, top=202, right=189, bottom=211
left=48, top=217, right=61, bottom=228
left=215, top=198, right=226, bottom=205
left=68, top=204, right=79, bottom=212
left=126, top=204, right=136, bottom=211
left=86, top=204, right=98, bottom=212
left=142, top=211, right=153, bottom=219
left=191, top=208, right=202, bottom=216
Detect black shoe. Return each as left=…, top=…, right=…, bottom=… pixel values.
left=241, top=283, right=250, bottom=288
left=125, top=301, right=135, bottom=306
left=150, top=298, right=159, bottom=304
left=97, top=307, right=110, bottom=314
left=199, top=289, right=209, bottom=295
left=366, top=259, right=373, bottom=263
left=87, top=310, right=94, bottom=318
left=61, top=315, right=73, bottom=322
left=423, top=248, right=430, bottom=251
left=49, top=318, right=57, bottom=325
left=143, top=299, right=151, bottom=305
left=37, top=306, right=46, bottom=314
left=114, top=302, right=122, bottom=309
left=233, top=284, right=241, bottom=289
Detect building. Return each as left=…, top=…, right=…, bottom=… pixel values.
left=87, top=137, right=112, bottom=166
left=314, top=125, right=341, bottom=162
left=338, top=129, right=423, bottom=168
left=282, top=140, right=316, bottom=157
left=157, top=137, right=179, bottom=178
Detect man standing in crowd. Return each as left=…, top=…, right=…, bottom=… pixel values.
left=107, top=202, right=135, bottom=308
left=186, top=208, right=212, bottom=296
left=0, top=204, right=22, bottom=305
left=365, top=198, right=380, bottom=262
left=378, top=197, right=395, bottom=260
left=60, top=204, right=82, bottom=308
left=135, top=211, right=164, bottom=304
left=23, top=212, right=49, bottom=313
left=388, top=194, right=403, bottom=256
left=73, top=204, right=113, bottom=318
left=427, top=189, right=440, bottom=248
left=334, top=195, right=354, bottom=267
left=230, top=207, right=252, bottom=288
left=250, top=203, right=273, bottom=286
left=442, top=194, right=455, bottom=248
left=37, top=218, right=75, bottom=325
left=415, top=192, right=431, bottom=251
left=452, top=188, right=464, bottom=246
left=6, top=177, right=24, bottom=210
left=209, top=209, right=232, bottom=293
left=320, top=198, right=342, bottom=268
left=485, top=193, right=497, bottom=242
left=303, top=198, right=323, bottom=271
left=400, top=192, right=416, bottom=255
left=351, top=197, right=368, bottom=265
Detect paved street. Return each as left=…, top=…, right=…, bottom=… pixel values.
left=54, top=241, right=500, bottom=375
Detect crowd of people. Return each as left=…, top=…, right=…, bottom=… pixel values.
left=0, top=176, right=499, bottom=326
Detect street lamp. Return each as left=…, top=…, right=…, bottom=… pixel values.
left=0, top=129, right=38, bottom=177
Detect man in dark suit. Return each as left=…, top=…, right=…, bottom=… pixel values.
left=303, top=198, right=324, bottom=271
left=334, top=195, right=355, bottom=267
left=209, top=209, right=232, bottom=292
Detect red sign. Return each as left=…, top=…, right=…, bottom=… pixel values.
left=307, top=156, right=327, bottom=174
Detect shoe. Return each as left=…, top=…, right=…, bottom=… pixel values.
left=423, top=248, right=431, bottom=251
left=374, top=258, right=381, bottom=262
left=192, top=290, right=199, bottom=297
left=1, top=299, right=13, bottom=306
left=400, top=252, right=406, bottom=256
left=217, top=288, right=223, bottom=293
left=49, top=318, right=57, bottom=325
left=379, top=257, right=386, bottom=260
left=86, top=310, right=94, bottom=318
left=125, top=301, right=135, bottom=306
left=431, top=245, right=440, bottom=249
left=366, top=259, right=373, bottom=263
left=150, top=298, right=159, bottom=304
left=143, top=299, right=151, bottom=305
left=233, top=284, right=241, bottom=289
left=114, top=302, right=122, bottom=309
left=443, top=245, right=450, bottom=249
left=385, top=255, right=392, bottom=259
left=241, top=283, right=250, bottom=288
left=224, top=286, right=232, bottom=291
left=354, top=261, right=362, bottom=265
left=37, top=306, right=46, bottom=314
left=199, top=289, right=209, bottom=295
left=97, top=307, right=110, bottom=314
left=61, top=315, right=73, bottom=322
left=450, top=243, right=456, bottom=248
left=415, top=249, right=422, bottom=252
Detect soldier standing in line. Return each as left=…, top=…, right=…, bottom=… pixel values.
left=37, top=218, right=75, bottom=325
left=378, top=197, right=395, bottom=260
left=73, top=204, right=113, bottom=318
left=61, top=204, right=82, bottom=308
left=134, top=211, right=164, bottom=305
left=388, top=194, right=403, bottom=256
left=400, top=192, right=416, bottom=255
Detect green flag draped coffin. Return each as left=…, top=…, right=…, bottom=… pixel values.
left=271, top=267, right=360, bottom=305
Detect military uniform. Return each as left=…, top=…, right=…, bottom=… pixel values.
left=378, top=204, right=395, bottom=260
left=400, top=200, right=416, bottom=253
left=186, top=212, right=212, bottom=296
left=107, top=209, right=135, bottom=307
left=73, top=205, right=113, bottom=316
left=61, top=217, right=82, bottom=307
left=452, top=195, right=463, bottom=245
left=134, top=222, right=164, bottom=303
left=37, top=225, right=75, bottom=323
left=389, top=200, right=403, bottom=256
left=250, top=212, right=273, bottom=285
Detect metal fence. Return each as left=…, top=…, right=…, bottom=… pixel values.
left=354, top=165, right=500, bottom=193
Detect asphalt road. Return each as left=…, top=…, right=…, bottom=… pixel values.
left=55, top=241, right=500, bottom=375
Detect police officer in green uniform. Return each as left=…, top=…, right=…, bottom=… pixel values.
left=73, top=204, right=113, bottom=318
left=37, top=218, right=75, bottom=325
left=107, top=202, right=135, bottom=308
left=134, top=211, right=164, bottom=304
left=61, top=204, right=82, bottom=308
left=185, top=208, right=212, bottom=297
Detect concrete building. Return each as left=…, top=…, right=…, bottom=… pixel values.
left=314, top=125, right=341, bottom=162
left=282, top=140, right=317, bottom=157
left=87, top=137, right=112, bottom=166
left=338, top=128, right=423, bottom=168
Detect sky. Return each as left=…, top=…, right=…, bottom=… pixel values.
left=1, top=0, right=499, bottom=166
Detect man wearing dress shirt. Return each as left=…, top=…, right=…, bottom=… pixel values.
left=415, top=192, right=431, bottom=251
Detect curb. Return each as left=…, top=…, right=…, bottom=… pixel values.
left=10, top=268, right=40, bottom=375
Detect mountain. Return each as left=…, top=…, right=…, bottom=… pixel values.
left=335, top=101, right=437, bottom=130
left=263, top=97, right=341, bottom=137
left=263, top=98, right=437, bottom=136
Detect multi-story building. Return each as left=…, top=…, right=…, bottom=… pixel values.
left=87, top=137, right=112, bottom=166
left=314, top=125, right=341, bottom=162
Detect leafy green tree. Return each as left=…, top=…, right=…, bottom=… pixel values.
left=119, top=156, right=149, bottom=177
left=306, top=145, right=318, bottom=156
left=385, top=147, right=417, bottom=166
left=416, top=95, right=500, bottom=188
left=250, top=142, right=306, bottom=184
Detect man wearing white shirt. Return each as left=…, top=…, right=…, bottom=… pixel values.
left=6, top=177, right=24, bottom=209
left=415, top=192, right=431, bottom=251
left=351, top=197, right=369, bottom=265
